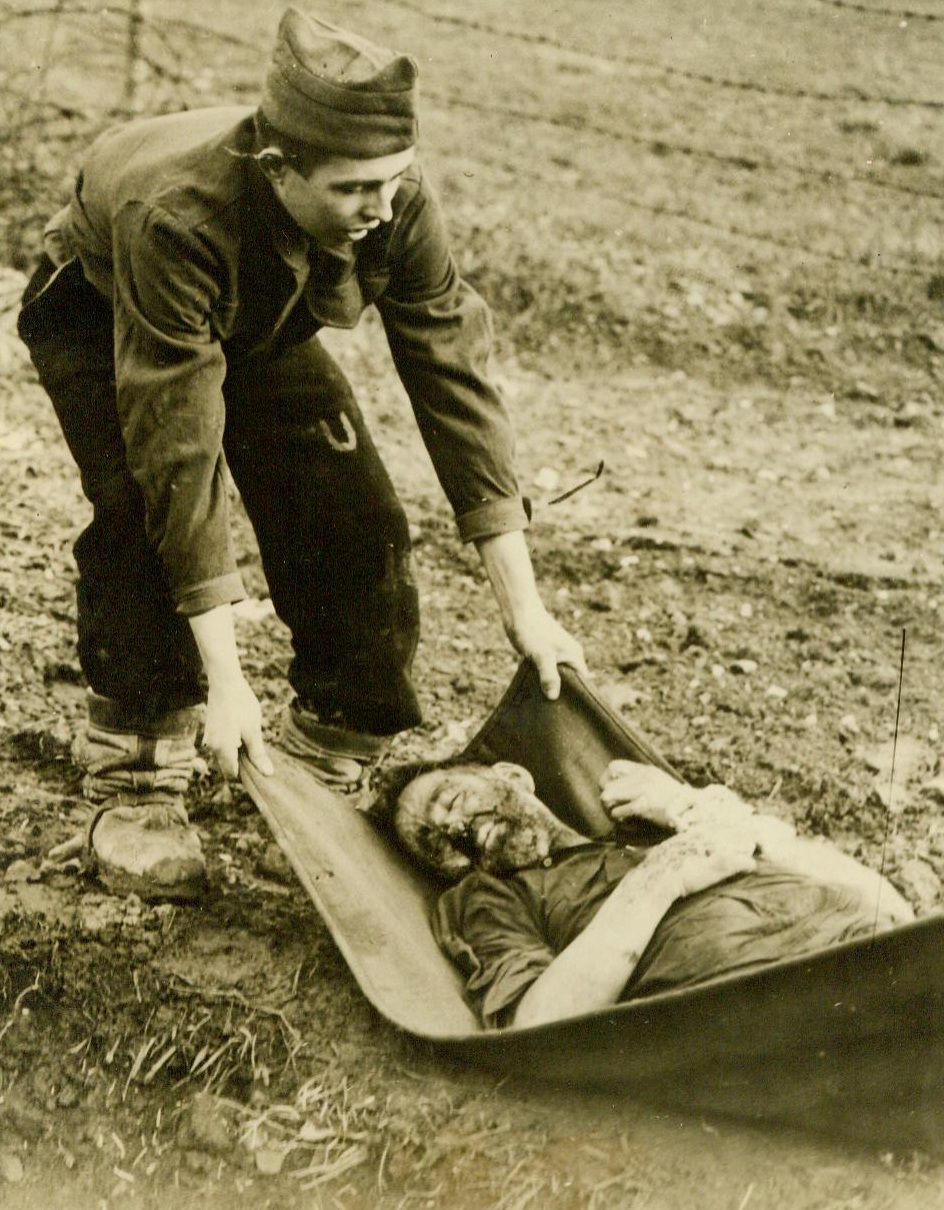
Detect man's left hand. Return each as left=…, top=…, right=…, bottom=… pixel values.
left=473, top=529, right=587, bottom=699
left=506, top=604, right=588, bottom=700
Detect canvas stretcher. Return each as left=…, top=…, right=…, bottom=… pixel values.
left=240, top=663, right=944, bottom=1154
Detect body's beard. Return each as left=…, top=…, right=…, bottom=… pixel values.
left=479, top=819, right=548, bottom=874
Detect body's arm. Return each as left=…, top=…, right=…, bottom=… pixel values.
left=750, top=817, right=914, bottom=925
left=601, top=761, right=914, bottom=926
left=512, top=827, right=756, bottom=1028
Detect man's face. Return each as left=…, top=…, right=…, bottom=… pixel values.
left=267, top=146, right=416, bottom=247
left=395, top=763, right=561, bottom=878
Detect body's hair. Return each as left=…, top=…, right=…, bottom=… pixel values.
left=368, top=756, right=468, bottom=822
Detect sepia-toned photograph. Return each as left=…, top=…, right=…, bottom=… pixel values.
left=1, top=2, right=943, bottom=1206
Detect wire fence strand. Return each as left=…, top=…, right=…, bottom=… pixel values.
left=0, top=1, right=939, bottom=283
left=431, top=91, right=944, bottom=205
left=814, top=0, right=944, bottom=22
left=381, top=0, right=944, bottom=111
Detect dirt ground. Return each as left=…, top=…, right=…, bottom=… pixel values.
left=2, top=1, right=944, bottom=1207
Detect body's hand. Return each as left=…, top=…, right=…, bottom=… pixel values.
left=601, top=760, right=754, bottom=830
left=203, top=674, right=272, bottom=779
left=627, top=823, right=758, bottom=902
left=604, top=765, right=915, bottom=928
left=475, top=530, right=587, bottom=699
left=600, top=761, right=694, bottom=827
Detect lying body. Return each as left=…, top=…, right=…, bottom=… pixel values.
left=389, top=761, right=913, bottom=1029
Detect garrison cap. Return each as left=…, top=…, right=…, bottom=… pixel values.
left=261, top=7, right=419, bottom=158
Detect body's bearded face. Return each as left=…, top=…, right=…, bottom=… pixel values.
left=395, top=763, right=565, bottom=878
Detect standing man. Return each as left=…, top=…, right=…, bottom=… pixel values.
left=18, top=8, right=585, bottom=900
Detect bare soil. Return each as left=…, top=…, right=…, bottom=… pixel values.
left=2, top=1, right=944, bottom=1207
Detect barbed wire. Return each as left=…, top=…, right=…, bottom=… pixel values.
left=618, top=201, right=924, bottom=279
left=1, top=2, right=261, bottom=114
left=488, top=160, right=928, bottom=280
left=814, top=0, right=944, bottom=21
left=0, top=2, right=260, bottom=51
left=0, top=2, right=934, bottom=281
left=381, top=0, right=944, bottom=110
left=431, top=92, right=944, bottom=204
left=4, top=98, right=91, bottom=132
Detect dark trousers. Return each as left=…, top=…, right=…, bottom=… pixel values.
left=18, top=255, right=422, bottom=736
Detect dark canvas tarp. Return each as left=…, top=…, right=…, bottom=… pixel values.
left=241, top=663, right=944, bottom=1153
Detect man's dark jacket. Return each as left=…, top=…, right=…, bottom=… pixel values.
left=39, top=106, right=527, bottom=615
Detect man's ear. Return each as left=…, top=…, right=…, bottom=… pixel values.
left=491, top=762, right=536, bottom=793
left=254, top=146, right=289, bottom=181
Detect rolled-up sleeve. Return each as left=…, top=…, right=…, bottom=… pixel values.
left=111, top=202, right=245, bottom=614
left=377, top=175, right=529, bottom=542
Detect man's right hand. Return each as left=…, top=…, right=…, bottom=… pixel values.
left=188, top=604, right=273, bottom=779
left=203, top=674, right=273, bottom=779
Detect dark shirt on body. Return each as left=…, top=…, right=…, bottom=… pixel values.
left=41, top=106, right=527, bottom=615
left=433, top=842, right=881, bottom=1028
